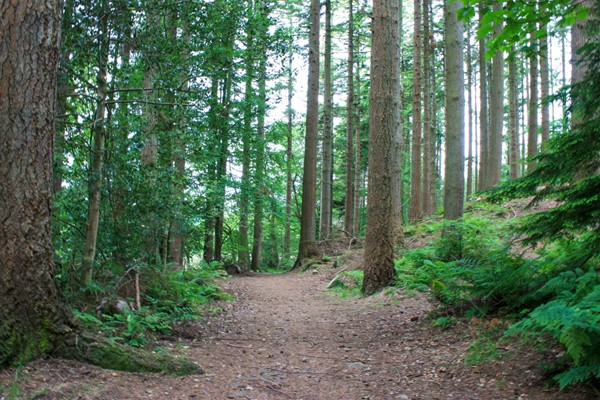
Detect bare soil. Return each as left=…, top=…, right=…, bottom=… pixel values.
left=0, top=262, right=595, bottom=400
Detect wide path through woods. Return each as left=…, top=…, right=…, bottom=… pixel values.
left=1, top=266, right=594, bottom=399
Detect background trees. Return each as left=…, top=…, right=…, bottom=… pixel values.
left=1, top=0, right=595, bottom=378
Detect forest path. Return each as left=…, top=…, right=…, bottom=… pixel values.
left=1, top=267, right=593, bottom=399
left=178, top=270, right=575, bottom=400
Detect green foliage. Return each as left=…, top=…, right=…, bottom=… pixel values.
left=397, top=208, right=600, bottom=388
left=506, top=269, right=600, bottom=388
left=74, top=265, right=230, bottom=347
left=328, top=270, right=364, bottom=298
left=460, top=0, right=588, bottom=56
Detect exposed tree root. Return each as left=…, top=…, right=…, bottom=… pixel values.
left=55, top=331, right=202, bottom=376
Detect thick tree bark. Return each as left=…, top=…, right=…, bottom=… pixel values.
left=345, top=0, right=356, bottom=237
left=409, top=0, right=423, bottom=222
left=508, top=50, right=520, bottom=180
left=571, top=0, right=593, bottom=127
left=0, top=0, right=68, bottom=367
left=362, top=0, right=400, bottom=295
left=320, top=0, right=334, bottom=240
left=296, top=0, right=321, bottom=264
left=443, top=0, right=465, bottom=220
left=527, top=33, right=539, bottom=172
left=477, top=3, right=489, bottom=191
left=81, top=0, right=110, bottom=284
left=488, top=1, right=504, bottom=187
left=0, top=0, right=202, bottom=374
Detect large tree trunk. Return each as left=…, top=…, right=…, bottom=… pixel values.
left=0, top=0, right=201, bottom=374
left=81, top=0, right=110, bottom=284
left=409, top=0, right=423, bottom=222
left=0, top=0, right=68, bottom=367
left=320, top=0, right=334, bottom=240
left=296, top=0, right=321, bottom=264
left=362, top=0, right=401, bottom=295
left=443, top=0, right=465, bottom=220
left=488, top=1, right=504, bottom=187
left=571, top=0, right=593, bottom=127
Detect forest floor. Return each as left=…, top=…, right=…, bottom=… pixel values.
left=1, top=255, right=596, bottom=400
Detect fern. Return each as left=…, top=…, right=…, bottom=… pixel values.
left=507, top=270, right=600, bottom=388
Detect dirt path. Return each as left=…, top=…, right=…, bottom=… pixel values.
left=0, top=269, right=594, bottom=399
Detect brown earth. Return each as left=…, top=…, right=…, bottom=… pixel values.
left=0, top=262, right=595, bottom=400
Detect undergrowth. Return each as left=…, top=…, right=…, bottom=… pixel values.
left=328, top=270, right=364, bottom=298
left=396, top=206, right=600, bottom=390
left=74, top=261, right=230, bottom=348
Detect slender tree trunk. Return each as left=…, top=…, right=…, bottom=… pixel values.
left=296, top=0, right=321, bottom=263
left=443, top=0, right=465, bottom=220
left=168, top=15, right=190, bottom=269
left=477, top=2, right=489, bottom=190
left=320, top=0, right=334, bottom=240
left=344, top=0, right=356, bottom=237
left=522, top=56, right=528, bottom=177
left=352, top=31, right=362, bottom=237
left=409, top=0, right=423, bottom=222
left=466, top=23, right=474, bottom=197
left=561, top=31, right=568, bottom=133
left=428, top=10, right=438, bottom=212
left=488, top=1, right=504, bottom=187
left=391, top=0, right=404, bottom=244
left=204, top=79, right=220, bottom=264
left=284, top=43, right=293, bottom=258
left=54, top=0, right=72, bottom=196
left=251, top=2, right=269, bottom=270
left=527, top=32, right=539, bottom=172
left=422, top=0, right=433, bottom=212
left=82, top=1, right=109, bottom=284
left=362, top=0, right=401, bottom=295
left=239, top=3, right=255, bottom=269
left=215, top=73, right=233, bottom=262
left=540, top=24, right=550, bottom=146
left=508, top=50, right=520, bottom=179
